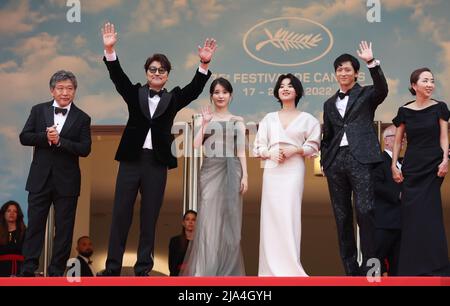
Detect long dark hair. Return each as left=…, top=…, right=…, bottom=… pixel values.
left=179, top=210, right=197, bottom=250
left=0, top=201, right=26, bottom=245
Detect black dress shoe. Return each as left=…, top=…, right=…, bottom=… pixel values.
left=97, top=269, right=120, bottom=277
left=135, top=270, right=151, bottom=277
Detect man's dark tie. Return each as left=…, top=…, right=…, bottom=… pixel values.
left=337, top=91, right=349, bottom=100
left=54, top=107, right=68, bottom=116
left=149, top=88, right=166, bottom=98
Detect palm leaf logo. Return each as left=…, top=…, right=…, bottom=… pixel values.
left=255, top=27, right=322, bottom=52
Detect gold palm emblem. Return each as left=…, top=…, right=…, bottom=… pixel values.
left=255, top=28, right=322, bottom=52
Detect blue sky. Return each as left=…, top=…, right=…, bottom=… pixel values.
left=1, top=0, right=450, bottom=216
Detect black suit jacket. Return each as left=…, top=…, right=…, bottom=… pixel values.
left=374, top=151, right=402, bottom=229
left=104, top=57, right=211, bottom=169
left=321, top=65, right=388, bottom=170
left=76, top=255, right=94, bottom=277
left=19, top=102, right=91, bottom=196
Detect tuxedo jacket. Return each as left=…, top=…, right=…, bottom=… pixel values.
left=19, top=101, right=91, bottom=196
left=104, top=57, right=211, bottom=169
left=76, top=255, right=94, bottom=277
left=321, top=65, right=388, bottom=170
left=374, top=151, right=402, bottom=229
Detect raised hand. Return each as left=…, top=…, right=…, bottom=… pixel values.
left=201, top=106, right=213, bottom=124
left=356, top=41, right=374, bottom=63
left=101, top=22, right=118, bottom=52
left=198, top=38, right=217, bottom=64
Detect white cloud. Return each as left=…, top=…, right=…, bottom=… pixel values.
left=76, top=93, right=128, bottom=122
left=282, top=0, right=364, bottom=22
left=0, top=33, right=100, bottom=106
left=127, top=0, right=229, bottom=34
left=382, top=0, right=436, bottom=11
left=74, top=35, right=87, bottom=49
left=436, top=41, right=450, bottom=99
left=0, top=0, right=48, bottom=35
left=48, top=0, right=123, bottom=13
left=128, top=0, right=191, bottom=33
left=0, top=61, right=18, bottom=72
left=191, top=0, right=226, bottom=26
left=184, top=53, right=199, bottom=69
left=405, top=2, right=450, bottom=99
left=80, top=0, right=123, bottom=13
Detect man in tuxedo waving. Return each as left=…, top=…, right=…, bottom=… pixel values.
left=321, top=41, right=388, bottom=276
left=19, top=70, right=91, bottom=276
left=99, top=23, right=216, bottom=276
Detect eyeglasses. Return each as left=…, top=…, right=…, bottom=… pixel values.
left=148, top=66, right=167, bottom=74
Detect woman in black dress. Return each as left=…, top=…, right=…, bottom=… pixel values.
left=0, top=201, right=26, bottom=276
left=391, top=67, right=449, bottom=276
left=168, top=210, right=196, bottom=276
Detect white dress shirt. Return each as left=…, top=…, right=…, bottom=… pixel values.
left=336, top=93, right=349, bottom=146
left=104, top=51, right=208, bottom=149
left=52, top=100, right=71, bottom=134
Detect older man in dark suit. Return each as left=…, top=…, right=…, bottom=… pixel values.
left=321, top=41, right=388, bottom=276
left=19, top=70, right=91, bottom=276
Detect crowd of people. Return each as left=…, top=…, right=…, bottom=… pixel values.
left=0, top=22, right=449, bottom=277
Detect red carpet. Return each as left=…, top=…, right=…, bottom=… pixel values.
left=0, top=276, right=449, bottom=286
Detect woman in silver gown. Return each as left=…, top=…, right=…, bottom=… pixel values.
left=181, top=77, right=248, bottom=276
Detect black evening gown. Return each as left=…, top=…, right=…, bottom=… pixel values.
left=393, top=100, right=450, bottom=276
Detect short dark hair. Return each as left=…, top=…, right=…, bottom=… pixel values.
left=77, top=236, right=91, bottom=245
left=49, top=70, right=77, bottom=89
left=183, top=210, right=197, bottom=220
left=334, top=53, right=360, bottom=82
left=209, top=77, right=233, bottom=95
left=409, top=67, right=432, bottom=95
left=273, top=73, right=304, bottom=107
left=144, top=53, right=172, bottom=74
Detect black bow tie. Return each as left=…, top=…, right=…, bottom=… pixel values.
left=337, top=91, right=349, bottom=100
left=54, top=107, right=68, bottom=116
left=149, top=88, right=166, bottom=98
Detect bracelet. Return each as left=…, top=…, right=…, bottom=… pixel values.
left=366, top=58, right=375, bottom=64
left=200, top=59, right=211, bottom=64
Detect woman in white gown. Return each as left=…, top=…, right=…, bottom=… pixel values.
left=254, top=73, right=321, bottom=276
